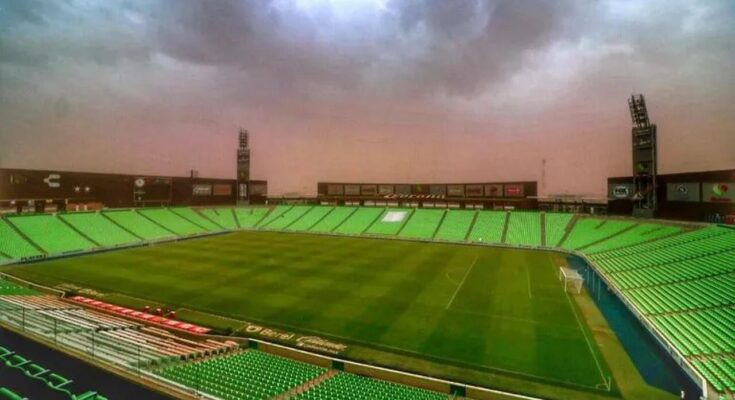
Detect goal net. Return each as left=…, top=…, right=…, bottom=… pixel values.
left=559, top=267, right=584, bottom=294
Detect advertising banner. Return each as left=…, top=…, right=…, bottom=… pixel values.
left=608, top=183, right=635, bottom=199
left=430, top=185, right=447, bottom=196
left=504, top=184, right=524, bottom=197
left=378, top=185, right=394, bottom=195
left=466, top=184, right=483, bottom=197
left=344, top=184, right=360, bottom=196
left=484, top=184, right=503, bottom=197
left=447, top=185, right=465, bottom=197
left=213, top=184, right=232, bottom=196
left=666, top=183, right=699, bottom=202
left=361, top=184, right=377, bottom=196
left=327, top=184, right=344, bottom=195
left=703, top=183, right=735, bottom=203
left=192, top=184, right=212, bottom=196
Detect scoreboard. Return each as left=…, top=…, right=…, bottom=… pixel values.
left=133, top=176, right=172, bottom=205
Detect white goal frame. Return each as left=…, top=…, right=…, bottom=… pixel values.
left=559, top=266, right=584, bottom=294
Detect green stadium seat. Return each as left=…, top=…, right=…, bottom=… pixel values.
left=7, top=214, right=95, bottom=255
left=0, top=219, right=42, bottom=259
left=333, top=207, right=384, bottom=235
left=199, top=208, right=238, bottom=230
left=434, top=210, right=475, bottom=241
left=254, top=205, right=292, bottom=228
left=505, top=212, right=541, bottom=246
left=103, top=210, right=176, bottom=241
left=365, top=209, right=414, bottom=236
left=169, top=208, right=223, bottom=232
left=544, top=213, right=573, bottom=248
left=0, top=387, right=24, bottom=400
left=138, top=208, right=207, bottom=236
left=296, top=372, right=448, bottom=400
left=309, top=207, right=357, bottom=233
left=60, top=212, right=141, bottom=247
left=234, top=207, right=270, bottom=228
left=467, top=211, right=506, bottom=244
left=264, top=206, right=314, bottom=230
left=397, top=209, right=445, bottom=239
left=154, top=350, right=325, bottom=400
left=561, top=218, right=634, bottom=250
left=286, top=206, right=335, bottom=231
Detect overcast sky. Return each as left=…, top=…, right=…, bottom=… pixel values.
left=1, top=0, right=734, bottom=196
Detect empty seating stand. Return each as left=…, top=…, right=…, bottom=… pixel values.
left=365, top=209, right=413, bottom=236
left=102, top=210, right=176, bottom=241
left=504, top=212, right=541, bottom=246
left=155, top=350, right=325, bottom=400
left=434, top=210, right=475, bottom=241
left=583, top=223, right=681, bottom=254
left=467, top=211, right=506, bottom=244
left=309, top=207, right=356, bottom=233
left=561, top=218, right=634, bottom=250
left=7, top=214, right=95, bottom=255
left=296, top=372, right=448, bottom=400
left=287, top=206, right=334, bottom=231
left=169, top=208, right=222, bottom=232
left=333, top=208, right=384, bottom=235
left=234, top=207, right=270, bottom=228
left=264, top=206, right=314, bottom=230
left=0, top=344, right=108, bottom=400
left=398, top=209, right=445, bottom=239
left=138, top=208, right=206, bottom=236
left=0, top=218, right=41, bottom=260
left=199, top=208, right=238, bottom=230
left=543, top=213, right=573, bottom=248
left=60, top=212, right=141, bottom=247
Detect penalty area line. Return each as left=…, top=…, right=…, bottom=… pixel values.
left=445, top=255, right=479, bottom=310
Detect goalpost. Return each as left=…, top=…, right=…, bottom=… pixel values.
left=559, top=266, right=584, bottom=294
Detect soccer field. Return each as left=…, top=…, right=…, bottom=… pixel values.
left=4, top=231, right=612, bottom=394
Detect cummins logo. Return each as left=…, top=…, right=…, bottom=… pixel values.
left=43, top=174, right=61, bottom=188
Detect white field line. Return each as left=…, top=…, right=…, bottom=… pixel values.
left=564, top=290, right=609, bottom=389
left=525, top=264, right=533, bottom=299
left=445, top=255, right=479, bottom=310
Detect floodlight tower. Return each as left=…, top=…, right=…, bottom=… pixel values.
left=628, top=94, right=658, bottom=217
left=237, top=128, right=250, bottom=203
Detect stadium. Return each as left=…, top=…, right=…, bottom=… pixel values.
left=1, top=2, right=734, bottom=400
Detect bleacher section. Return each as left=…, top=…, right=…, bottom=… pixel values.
left=7, top=214, right=95, bottom=255
left=504, top=212, right=542, bottom=246
left=309, top=207, right=356, bottom=233
left=365, top=209, right=413, bottom=236
left=200, top=208, right=238, bottom=230
left=333, top=207, right=384, bottom=235
left=287, top=206, right=334, bottom=231
left=398, top=209, right=445, bottom=239
left=433, top=210, right=475, bottom=241
left=155, top=350, right=325, bottom=400
left=544, top=213, right=573, bottom=248
left=0, top=218, right=42, bottom=259
left=138, top=208, right=206, bottom=236
left=264, top=206, right=314, bottom=230
left=583, top=223, right=681, bottom=254
left=103, top=210, right=176, bottom=241
left=0, top=344, right=107, bottom=400
left=467, top=211, right=506, bottom=244
left=0, top=294, right=236, bottom=368
left=694, top=356, right=735, bottom=393
left=296, top=372, right=448, bottom=400
left=60, top=212, right=141, bottom=247
left=560, top=218, right=635, bottom=250
left=234, top=207, right=269, bottom=228
left=255, top=205, right=292, bottom=228
left=170, top=207, right=223, bottom=232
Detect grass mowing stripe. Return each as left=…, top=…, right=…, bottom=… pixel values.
left=445, top=255, right=478, bottom=310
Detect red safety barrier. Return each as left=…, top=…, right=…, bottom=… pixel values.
left=68, top=296, right=210, bottom=334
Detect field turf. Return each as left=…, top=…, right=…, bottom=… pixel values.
left=4, top=231, right=612, bottom=394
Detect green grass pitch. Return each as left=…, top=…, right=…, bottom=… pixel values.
left=4, top=231, right=611, bottom=393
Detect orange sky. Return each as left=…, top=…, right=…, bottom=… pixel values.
left=1, top=1, right=733, bottom=196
